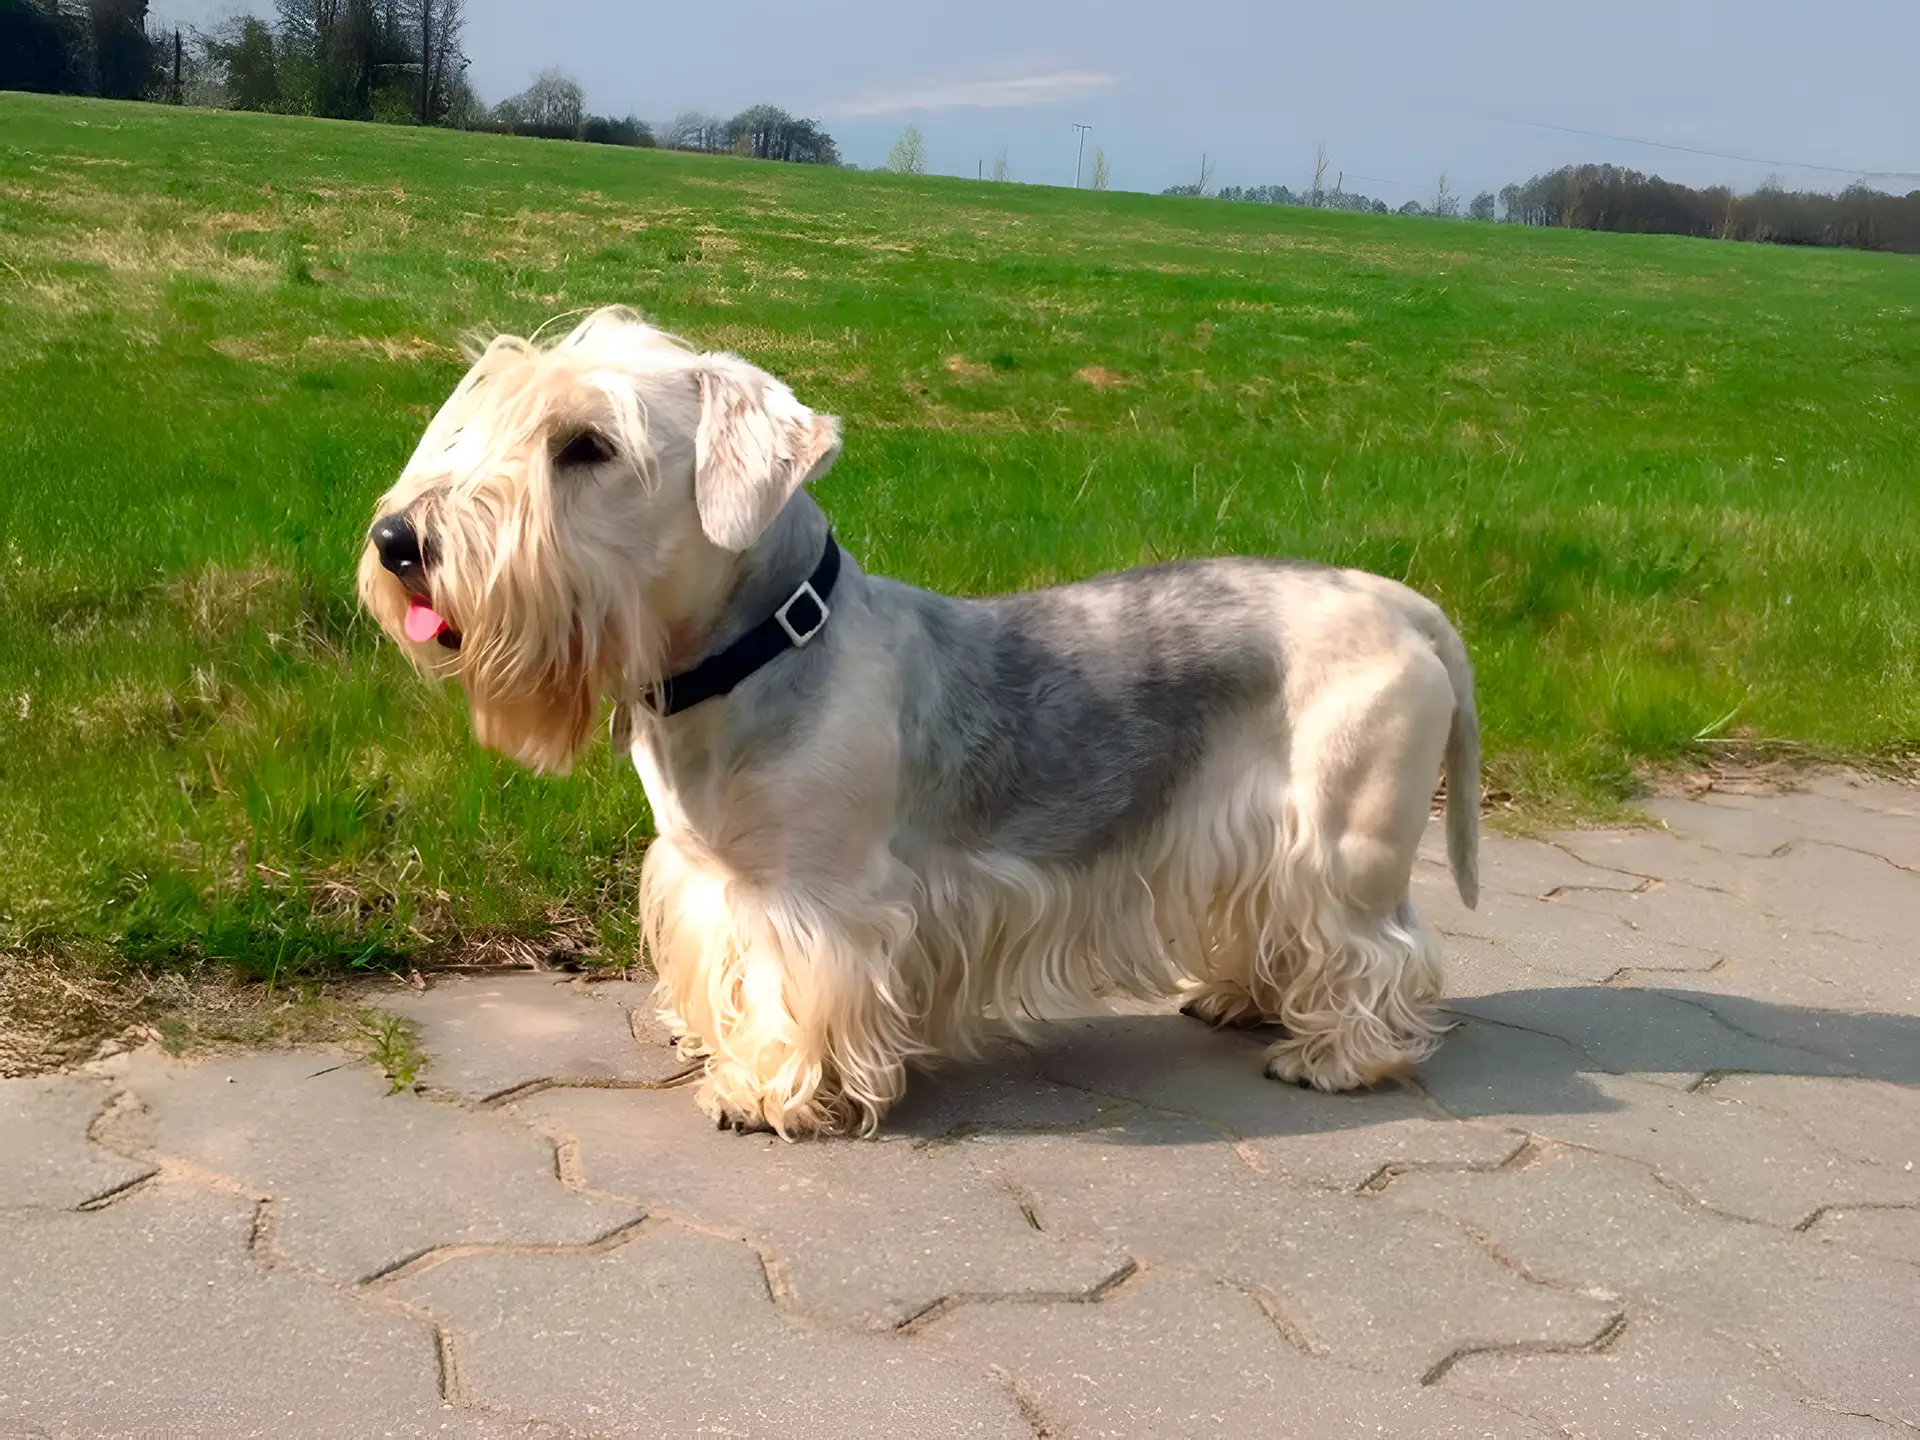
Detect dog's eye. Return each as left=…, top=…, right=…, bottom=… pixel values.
left=554, top=429, right=616, bottom=469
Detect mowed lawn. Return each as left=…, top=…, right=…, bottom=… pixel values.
left=2, top=92, right=1918, bottom=987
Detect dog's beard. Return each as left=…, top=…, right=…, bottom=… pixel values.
left=464, top=665, right=598, bottom=774
left=360, top=522, right=664, bottom=776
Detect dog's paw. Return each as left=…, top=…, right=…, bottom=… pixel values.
left=1179, top=982, right=1276, bottom=1030
left=715, top=1109, right=775, bottom=1135
left=1263, top=1036, right=1421, bottom=1093
left=1263, top=1050, right=1333, bottom=1091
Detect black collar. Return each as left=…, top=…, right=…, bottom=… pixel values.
left=644, top=537, right=840, bottom=716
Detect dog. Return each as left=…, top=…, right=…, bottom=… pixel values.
left=359, top=307, right=1480, bottom=1137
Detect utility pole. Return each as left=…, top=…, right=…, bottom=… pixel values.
left=419, top=1, right=432, bottom=124
left=1071, top=123, right=1092, bottom=188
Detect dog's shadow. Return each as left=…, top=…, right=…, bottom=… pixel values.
left=888, top=988, right=1920, bottom=1145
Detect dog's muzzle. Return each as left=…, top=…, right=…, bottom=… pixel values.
left=371, top=513, right=461, bottom=650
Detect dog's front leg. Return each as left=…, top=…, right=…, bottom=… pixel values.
left=643, top=835, right=923, bottom=1137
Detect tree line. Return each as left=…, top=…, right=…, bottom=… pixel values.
left=0, top=0, right=843, bottom=164
left=2, top=0, right=170, bottom=102
left=1165, top=147, right=1918, bottom=255
left=1498, top=164, right=1919, bottom=254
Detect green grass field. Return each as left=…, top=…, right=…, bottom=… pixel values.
left=3, top=92, right=1918, bottom=992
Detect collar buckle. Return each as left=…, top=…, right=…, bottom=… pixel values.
left=774, top=580, right=829, bottom=648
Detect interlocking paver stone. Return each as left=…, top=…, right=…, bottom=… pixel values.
left=0, top=1073, right=153, bottom=1209
left=0, top=1184, right=529, bottom=1437
left=1441, top=1310, right=1888, bottom=1439
left=1418, top=1018, right=1920, bottom=1226
left=104, top=1046, right=642, bottom=1281
left=517, top=1085, right=1134, bottom=1329
left=1029, top=1012, right=1527, bottom=1189
left=1682, top=788, right=1920, bottom=872
left=1804, top=1204, right=1920, bottom=1267
left=388, top=1220, right=1029, bottom=1437
left=977, top=1111, right=1621, bottom=1381
left=384, top=971, right=694, bottom=1100
left=1419, top=831, right=1650, bottom=901
left=5, top=779, right=1917, bottom=1433
left=921, top=1265, right=1549, bottom=1438
left=1422, top=881, right=1728, bottom=981
left=1387, top=1146, right=1920, bottom=1427
left=1705, top=1073, right=1920, bottom=1171
left=1443, top=982, right=1860, bottom=1083
left=889, top=1041, right=1118, bottom=1139
left=1564, top=827, right=1920, bottom=952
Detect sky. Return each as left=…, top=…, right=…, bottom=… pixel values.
left=153, top=0, right=1920, bottom=201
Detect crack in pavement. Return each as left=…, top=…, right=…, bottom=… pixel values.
left=908, top=1097, right=1140, bottom=1153
left=1753, top=1335, right=1920, bottom=1433
left=1794, top=1200, right=1920, bottom=1236
left=989, top=1365, right=1060, bottom=1439
left=1355, top=1132, right=1534, bottom=1194
left=1603, top=955, right=1733, bottom=986
left=1004, top=1175, right=1046, bottom=1233
left=1436, top=1009, right=1617, bottom=1074
left=893, top=1255, right=1142, bottom=1335
left=1419, top=1308, right=1629, bottom=1388
left=358, top=1215, right=658, bottom=1290
left=1630, top=987, right=1867, bottom=1075
left=473, top=1067, right=702, bottom=1110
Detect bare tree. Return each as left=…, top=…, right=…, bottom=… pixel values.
left=887, top=122, right=926, bottom=175
left=1432, top=172, right=1459, bottom=218
left=275, top=0, right=382, bottom=118
left=990, top=147, right=1011, bottom=182
left=1197, top=152, right=1216, bottom=198
left=504, top=67, right=584, bottom=135
left=1090, top=147, right=1110, bottom=191
left=406, top=0, right=464, bottom=125
left=1310, top=142, right=1329, bottom=207
left=664, top=110, right=727, bottom=152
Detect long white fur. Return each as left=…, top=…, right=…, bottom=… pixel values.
left=361, top=307, right=1481, bottom=1138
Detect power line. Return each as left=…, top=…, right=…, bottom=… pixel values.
left=1518, top=120, right=1920, bottom=183
left=1343, top=172, right=1421, bottom=193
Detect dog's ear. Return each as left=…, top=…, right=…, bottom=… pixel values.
left=693, top=354, right=842, bottom=552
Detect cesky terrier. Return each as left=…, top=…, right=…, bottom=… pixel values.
left=359, top=307, right=1480, bottom=1137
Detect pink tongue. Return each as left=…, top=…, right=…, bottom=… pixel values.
left=404, top=597, right=448, bottom=644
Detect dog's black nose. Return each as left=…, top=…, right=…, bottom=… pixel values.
left=371, top=514, right=424, bottom=583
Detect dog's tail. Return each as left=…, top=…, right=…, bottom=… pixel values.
left=1431, top=618, right=1480, bottom=910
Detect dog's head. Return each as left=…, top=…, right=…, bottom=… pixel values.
left=358, top=307, right=841, bottom=773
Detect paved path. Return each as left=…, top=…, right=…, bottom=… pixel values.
left=4, top=776, right=1917, bottom=1438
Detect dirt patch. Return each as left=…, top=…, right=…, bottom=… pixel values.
left=0, top=948, right=357, bottom=1077
left=1648, top=751, right=1917, bottom=800
left=1074, top=365, right=1130, bottom=389
left=944, top=354, right=990, bottom=380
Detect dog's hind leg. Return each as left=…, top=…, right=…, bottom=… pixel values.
left=1255, top=649, right=1454, bottom=1091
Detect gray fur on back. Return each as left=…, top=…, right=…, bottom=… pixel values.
left=653, top=500, right=1377, bottom=870
left=882, top=561, right=1307, bottom=865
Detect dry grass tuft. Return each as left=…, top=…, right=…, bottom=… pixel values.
left=0, top=947, right=358, bottom=1077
